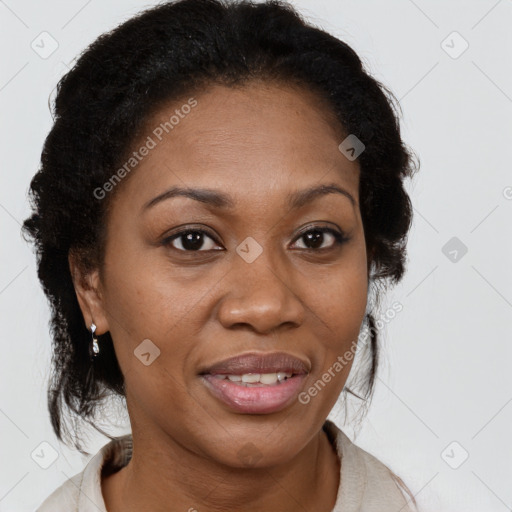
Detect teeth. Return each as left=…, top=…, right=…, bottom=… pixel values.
left=215, top=372, right=293, bottom=385
left=241, top=373, right=261, bottom=383
left=260, top=373, right=278, bottom=385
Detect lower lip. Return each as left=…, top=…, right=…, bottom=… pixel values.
left=201, top=374, right=307, bottom=414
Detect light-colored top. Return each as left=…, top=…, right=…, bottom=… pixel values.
left=37, top=420, right=415, bottom=511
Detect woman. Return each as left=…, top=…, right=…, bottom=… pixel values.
left=23, top=0, right=419, bottom=510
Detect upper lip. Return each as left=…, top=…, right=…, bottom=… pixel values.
left=200, top=352, right=310, bottom=376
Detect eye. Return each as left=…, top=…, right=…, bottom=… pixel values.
left=291, top=226, right=348, bottom=251
left=163, top=229, right=222, bottom=252
left=162, top=225, right=349, bottom=253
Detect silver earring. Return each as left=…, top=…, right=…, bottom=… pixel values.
left=90, top=323, right=99, bottom=358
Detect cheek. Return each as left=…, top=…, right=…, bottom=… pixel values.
left=315, top=279, right=367, bottom=369
left=319, top=267, right=367, bottom=310
left=306, top=249, right=368, bottom=372
left=101, top=246, right=219, bottom=374
left=306, top=255, right=368, bottom=332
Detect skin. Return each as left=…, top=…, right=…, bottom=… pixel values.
left=70, top=80, right=369, bottom=512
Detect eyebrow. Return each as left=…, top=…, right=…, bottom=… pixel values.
left=142, top=182, right=356, bottom=212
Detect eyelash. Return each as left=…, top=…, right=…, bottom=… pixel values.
left=161, top=225, right=349, bottom=253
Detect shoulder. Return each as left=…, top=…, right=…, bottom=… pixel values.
left=36, top=470, right=85, bottom=511
left=324, top=420, right=416, bottom=512
left=36, top=435, right=132, bottom=512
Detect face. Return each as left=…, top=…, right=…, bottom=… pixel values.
left=76, top=80, right=368, bottom=468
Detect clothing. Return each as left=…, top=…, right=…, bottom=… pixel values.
left=37, top=420, right=414, bottom=511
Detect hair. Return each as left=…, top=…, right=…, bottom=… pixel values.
left=22, top=0, right=417, bottom=498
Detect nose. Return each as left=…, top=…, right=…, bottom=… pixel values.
left=216, top=251, right=306, bottom=335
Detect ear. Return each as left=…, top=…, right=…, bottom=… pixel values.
left=68, top=250, right=110, bottom=335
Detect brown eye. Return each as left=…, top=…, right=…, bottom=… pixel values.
left=291, top=227, right=348, bottom=250
left=163, top=229, right=222, bottom=252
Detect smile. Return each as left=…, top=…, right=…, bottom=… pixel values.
left=211, top=371, right=293, bottom=385
left=199, top=352, right=310, bottom=414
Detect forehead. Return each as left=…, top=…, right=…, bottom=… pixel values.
left=112, top=81, right=360, bottom=209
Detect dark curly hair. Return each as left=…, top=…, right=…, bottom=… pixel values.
left=22, top=0, right=418, bottom=457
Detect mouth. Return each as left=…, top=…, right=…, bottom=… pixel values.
left=199, top=352, right=310, bottom=414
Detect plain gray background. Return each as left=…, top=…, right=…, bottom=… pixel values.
left=1, top=0, right=511, bottom=510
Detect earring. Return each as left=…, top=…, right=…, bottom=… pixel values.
left=90, top=323, right=99, bottom=358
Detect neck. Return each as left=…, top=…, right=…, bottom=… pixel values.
left=102, top=422, right=340, bottom=512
